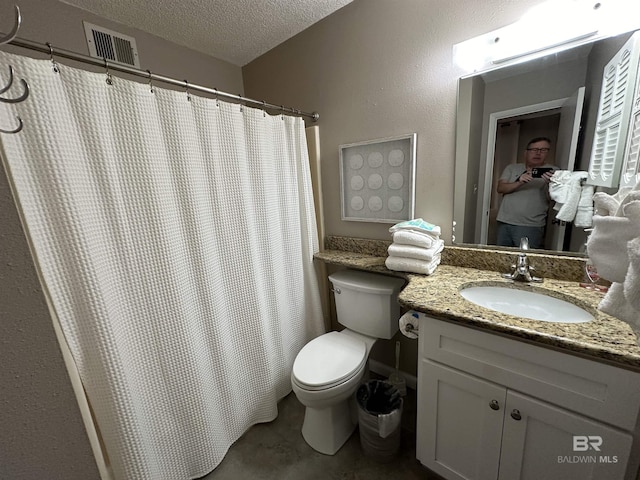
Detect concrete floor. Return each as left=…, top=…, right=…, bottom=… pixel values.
left=201, top=386, right=442, bottom=480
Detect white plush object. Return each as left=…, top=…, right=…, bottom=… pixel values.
left=0, top=51, right=324, bottom=479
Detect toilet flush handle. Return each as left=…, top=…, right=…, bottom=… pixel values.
left=329, top=285, right=341, bottom=294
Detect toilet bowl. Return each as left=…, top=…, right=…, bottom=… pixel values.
left=291, top=330, right=375, bottom=455
left=291, top=270, right=405, bottom=455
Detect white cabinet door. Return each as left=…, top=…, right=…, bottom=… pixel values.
left=499, top=391, right=633, bottom=480
left=417, top=360, right=505, bottom=480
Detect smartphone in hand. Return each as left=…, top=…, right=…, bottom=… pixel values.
left=531, top=167, right=554, bottom=178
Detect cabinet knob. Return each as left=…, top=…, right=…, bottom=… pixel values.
left=489, top=400, right=500, bottom=410
left=510, top=409, right=522, bottom=421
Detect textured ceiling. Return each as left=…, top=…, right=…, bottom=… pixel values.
left=60, top=0, right=353, bottom=66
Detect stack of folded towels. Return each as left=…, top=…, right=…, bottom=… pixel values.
left=587, top=180, right=640, bottom=340
left=385, top=218, right=443, bottom=275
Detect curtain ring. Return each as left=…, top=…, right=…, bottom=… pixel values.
left=0, top=65, right=14, bottom=94
left=146, top=69, right=154, bottom=94
left=280, top=105, right=284, bottom=120
left=46, top=42, right=59, bottom=74
left=262, top=100, right=266, bottom=117
left=0, top=5, right=21, bottom=46
left=239, top=94, right=243, bottom=112
left=184, top=80, right=191, bottom=102
left=103, top=58, right=113, bottom=85
left=213, top=87, right=219, bottom=107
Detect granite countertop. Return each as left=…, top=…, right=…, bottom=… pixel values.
left=316, top=249, right=640, bottom=371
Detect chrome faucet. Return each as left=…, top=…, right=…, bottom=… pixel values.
left=502, top=237, right=543, bottom=283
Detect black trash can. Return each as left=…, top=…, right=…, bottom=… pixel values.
left=356, top=380, right=403, bottom=462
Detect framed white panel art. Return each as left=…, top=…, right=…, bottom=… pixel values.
left=339, top=134, right=416, bottom=223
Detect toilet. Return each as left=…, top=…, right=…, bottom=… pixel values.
left=291, top=269, right=405, bottom=455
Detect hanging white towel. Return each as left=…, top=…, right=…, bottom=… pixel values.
left=556, top=172, right=588, bottom=222
left=392, top=230, right=439, bottom=249
left=574, top=184, right=595, bottom=227
left=599, top=283, right=640, bottom=337
left=593, top=182, right=640, bottom=216
left=387, top=240, right=444, bottom=262
left=587, top=214, right=640, bottom=282
left=385, top=254, right=441, bottom=275
left=593, top=191, right=622, bottom=216
left=624, top=236, right=640, bottom=311
left=549, top=170, right=573, bottom=210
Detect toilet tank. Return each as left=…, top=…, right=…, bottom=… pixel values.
left=328, top=270, right=405, bottom=339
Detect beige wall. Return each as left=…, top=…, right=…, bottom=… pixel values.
left=242, top=0, right=545, bottom=244
left=0, top=1, right=243, bottom=478
left=242, top=0, right=546, bottom=375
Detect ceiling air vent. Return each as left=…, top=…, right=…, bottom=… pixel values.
left=83, top=22, right=140, bottom=68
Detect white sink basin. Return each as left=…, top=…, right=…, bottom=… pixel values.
left=460, top=285, right=593, bottom=323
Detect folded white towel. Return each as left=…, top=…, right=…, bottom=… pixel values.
left=387, top=240, right=444, bottom=262
left=385, top=254, right=441, bottom=275
left=556, top=172, right=588, bottom=222
left=624, top=237, right=640, bottom=311
left=389, top=218, right=441, bottom=237
left=392, top=230, right=439, bottom=249
left=599, top=283, right=640, bottom=339
left=587, top=214, right=640, bottom=282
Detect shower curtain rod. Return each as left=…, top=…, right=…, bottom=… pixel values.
left=3, top=35, right=320, bottom=122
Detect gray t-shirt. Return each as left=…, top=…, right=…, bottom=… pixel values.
left=496, top=163, right=556, bottom=227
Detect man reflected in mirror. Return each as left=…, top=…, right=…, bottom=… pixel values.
left=495, top=137, right=557, bottom=249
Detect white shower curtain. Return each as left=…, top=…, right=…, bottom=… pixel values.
left=0, top=51, right=324, bottom=479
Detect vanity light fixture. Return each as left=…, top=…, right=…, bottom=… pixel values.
left=453, top=0, right=640, bottom=74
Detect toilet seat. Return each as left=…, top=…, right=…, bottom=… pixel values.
left=292, top=331, right=366, bottom=390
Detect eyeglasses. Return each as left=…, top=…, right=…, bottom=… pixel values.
left=526, top=148, right=550, bottom=153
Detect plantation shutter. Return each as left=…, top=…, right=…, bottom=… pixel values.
left=619, top=77, right=640, bottom=187
left=587, top=32, right=640, bottom=188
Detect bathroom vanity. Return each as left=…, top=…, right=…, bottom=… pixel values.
left=316, top=238, right=640, bottom=480
left=416, top=314, right=640, bottom=480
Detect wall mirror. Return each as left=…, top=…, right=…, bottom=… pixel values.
left=454, top=27, right=639, bottom=255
